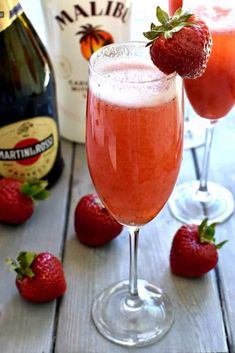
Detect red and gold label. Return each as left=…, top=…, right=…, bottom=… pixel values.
left=0, top=0, right=23, bottom=32
left=0, top=117, right=59, bottom=181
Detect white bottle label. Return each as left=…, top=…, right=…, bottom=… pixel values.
left=40, top=0, right=132, bottom=143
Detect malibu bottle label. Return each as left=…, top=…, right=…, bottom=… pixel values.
left=0, top=117, right=59, bottom=181
left=40, top=0, right=132, bottom=143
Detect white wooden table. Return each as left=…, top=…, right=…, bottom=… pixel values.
left=0, top=111, right=235, bottom=353
left=1, top=1, right=235, bottom=352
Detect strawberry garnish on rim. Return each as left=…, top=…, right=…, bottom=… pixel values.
left=143, top=6, right=212, bottom=79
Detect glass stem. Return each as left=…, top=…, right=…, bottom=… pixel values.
left=125, top=226, right=142, bottom=309
left=197, top=121, right=216, bottom=198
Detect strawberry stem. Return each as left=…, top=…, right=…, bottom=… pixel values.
left=20, top=180, right=49, bottom=201
left=198, top=218, right=227, bottom=249
left=6, top=251, right=37, bottom=279
left=143, top=6, right=195, bottom=42
left=216, top=240, right=228, bottom=249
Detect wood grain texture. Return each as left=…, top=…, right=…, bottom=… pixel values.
left=0, top=139, right=73, bottom=353
left=0, top=2, right=233, bottom=351
left=55, top=145, right=228, bottom=353
left=195, top=112, right=235, bottom=353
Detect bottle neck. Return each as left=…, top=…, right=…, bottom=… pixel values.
left=0, top=0, right=23, bottom=32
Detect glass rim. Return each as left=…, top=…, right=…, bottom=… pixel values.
left=88, top=41, right=177, bottom=84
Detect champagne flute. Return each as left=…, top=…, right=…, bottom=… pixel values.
left=169, top=0, right=207, bottom=150
left=168, top=0, right=235, bottom=224
left=86, top=42, right=183, bottom=347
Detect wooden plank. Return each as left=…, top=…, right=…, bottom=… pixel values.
left=195, top=112, right=235, bottom=353
left=0, top=139, right=73, bottom=353
left=55, top=144, right=228, bottom=353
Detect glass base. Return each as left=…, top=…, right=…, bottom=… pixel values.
left=168, top=181, right=234, bottom=224
left=92, top=279, right=174, bottom=347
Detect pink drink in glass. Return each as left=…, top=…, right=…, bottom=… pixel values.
left=87, top=62, right=183, bottom=226
left=184, top=5, right=235, bottom=119
left=87, top=42, right=183, bottom=347
left=168, top=2, right=235, bottom=225
left=169, top=0, right=183, bottom=15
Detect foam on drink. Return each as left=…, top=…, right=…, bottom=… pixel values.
left=90, top=60, right=178, bottom=108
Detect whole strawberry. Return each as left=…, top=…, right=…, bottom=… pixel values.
left=144, top=7, right=212, bottom=79
left=0, top=178, right=48, bottom=224
left=170, top=219, right=227, bottom=277
left=7, top=251, right=67, bottom=302
left=75, top=194, right=123, bottom=247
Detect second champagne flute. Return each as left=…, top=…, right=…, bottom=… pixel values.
left=169, top=0, right=235, bottom=224
left=169, top=0, right=207, bottom=150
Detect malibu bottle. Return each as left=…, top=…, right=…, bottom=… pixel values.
left=40, top=0, right=132, bottom=143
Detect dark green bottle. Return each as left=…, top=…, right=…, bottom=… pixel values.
left=0, top=1, right=63, bottom=187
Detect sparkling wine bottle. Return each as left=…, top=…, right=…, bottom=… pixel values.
left=0, top=0, right=64, bottom=186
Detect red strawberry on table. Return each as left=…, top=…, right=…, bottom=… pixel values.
left=0, top=178, right=48, bottom=225
left=6, top=251, right=66, bottom=302
left=143, top=6, right=212, bottom=79
left=74, top=194, right=123, bottom=247
left=170, top=219, right=227, bottom=277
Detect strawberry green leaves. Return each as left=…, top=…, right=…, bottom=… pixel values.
left=21, top=180, right=49, bottom=201
left=156, top=6, right=169, bottom=25
left=198, top=218, right=228, bottom=249
left=143, top=6, right=194, bottom=42
left=6, top=251, right=37, bottom=279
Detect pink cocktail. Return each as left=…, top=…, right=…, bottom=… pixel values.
left=184, top=6, right=235, bottom=119
left=169, top=1, right=235, bottom=225
left=86, top=42, right=183, bottom=347
left=169, top=0, right=183, bottom=15
left=87, top=63, right=182, bottom=226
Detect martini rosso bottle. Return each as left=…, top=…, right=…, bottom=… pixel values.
left=0, top=0, right=63, bottom=187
